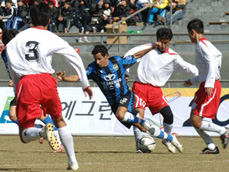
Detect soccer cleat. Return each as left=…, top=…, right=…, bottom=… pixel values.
left=44, top=123, right=59, bottom=151
left=202, top=146, right=219, bottom=154
left=162, top=139, right=176, bottom=153
left=67, top=162, right=79, bottom=171
left=54, top=143, right=64, bottom=153
left=136, top=149, right=143, bottom=153
left=220, top=128, right=229, bottom=149
left=171, top=133, right=183, bottom=153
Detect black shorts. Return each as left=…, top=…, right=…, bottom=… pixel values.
left=10, top=98, right=16, bottom=107
left=111, top=90, right=139, bottom=129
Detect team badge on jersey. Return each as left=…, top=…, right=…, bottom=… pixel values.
left=125, top=55, right=133, bottom=61
left=113, top=64, right=119, bottom=71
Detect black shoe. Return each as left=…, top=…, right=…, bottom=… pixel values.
left=220, top=128, right=229, bottom=149
left=202, top=147, right=219, bottom=154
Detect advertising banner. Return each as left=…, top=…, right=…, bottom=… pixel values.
left=1, top=87, right=229, bottom=136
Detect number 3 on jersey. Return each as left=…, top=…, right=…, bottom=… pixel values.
left=25, top=41, right=39, bottom=61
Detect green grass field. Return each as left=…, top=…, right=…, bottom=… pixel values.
left=0, top=136, right=228, bottom=172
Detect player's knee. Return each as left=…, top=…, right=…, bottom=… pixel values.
left=160, top=106, right=173, bottom=124
left=116, top=111, right=124, bottom=121
left=9, top=106, right=17, bottom=122
left=190, top=115, right=201, bottom=128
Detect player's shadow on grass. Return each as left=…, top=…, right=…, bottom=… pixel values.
left=76, top=151, right=172, bottom=154
left=0, top=168, right=31, bottom=171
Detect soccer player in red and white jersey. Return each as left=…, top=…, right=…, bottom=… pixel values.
left=125, top=27, right=198, bottom=153
left=185, top=18, right=229, bottom=154
left=6, top=2, right=93, bottom=171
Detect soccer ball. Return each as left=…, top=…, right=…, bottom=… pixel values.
left=137, top=135, right=156, bottom=153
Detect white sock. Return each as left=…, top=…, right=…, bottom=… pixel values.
left=133, top=126, right=144, bottom=141
left=22, top=127, right=43, bottom=143
left=58, top=126, right=77, bottom=164
left=163, top=122, right=173, bottom=134
left=122, top=112, right=143, bottom=124
left=148, top=126, right=163, bottom=137
left=200, top=120, right=226, bottom=135
left=195, top=127, right=215, bottom=149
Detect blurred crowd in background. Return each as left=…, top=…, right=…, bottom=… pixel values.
left=0, top=0, right=186, bottom=37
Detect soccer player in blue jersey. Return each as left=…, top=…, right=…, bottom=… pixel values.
left=56, top=44, right=183, bottom=153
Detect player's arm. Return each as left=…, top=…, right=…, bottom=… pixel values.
left=56, top=71, right=80, bottom=82
left=133, top=45, right=156, bottom=59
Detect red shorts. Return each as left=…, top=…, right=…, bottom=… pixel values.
left=15, top=74, right=62, bottom=129
left=132, top=82, right=168, bottom=115
left=192, top=80, right=221, bottom=119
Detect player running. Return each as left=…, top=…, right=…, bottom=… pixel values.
left=56, top=44, right=183, bottom=153
left=1, top=29, right=64, bottom=153
left=185, top=18, right=229, bottom=154
left=6, top=3, right=93, bottom=170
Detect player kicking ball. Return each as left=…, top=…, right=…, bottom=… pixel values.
left=56, top=44, right=183, bottom=153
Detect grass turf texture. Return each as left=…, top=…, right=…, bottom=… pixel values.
left=0, top=136, right=228, bottom=172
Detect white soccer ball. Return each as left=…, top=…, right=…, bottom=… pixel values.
left=137, top=136, right=156, bottom=153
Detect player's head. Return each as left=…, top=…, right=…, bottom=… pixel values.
left=187, top=18, right=204, bottom=43
left=2, top=29, right=19, bottom=45
left=156, top=28, right=173, bottom=53
left=92, top=45, right=109, bottom=68
left=30, top=2, right=51, bottom=27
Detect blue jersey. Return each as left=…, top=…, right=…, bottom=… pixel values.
left=87, top=55, right=137, bottom=105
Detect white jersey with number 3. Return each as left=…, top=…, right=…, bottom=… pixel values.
left=7, top=27, right=89, bottom=89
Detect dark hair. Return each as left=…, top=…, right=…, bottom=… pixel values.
left=30, top=2, right=51, bottom=27
left=156, top=27, right=173, bottom=41
left=2, top=29, right=19, bottom=45
left=5, top=0, right=12, bottom=4
left=92, top=45, right=108, bottom=57
left=187, top=18, right=204, bottom=34
left=48, top=1, right=54, bottom=6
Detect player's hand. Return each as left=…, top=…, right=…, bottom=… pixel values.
left=183, top=79, right=192, bottom=87
left=83, top=86, right=93, bottom=99
left=205, top=87, right=213, bottom=96
left=8, top=80, right=14, bottom=87
left=56, top=71, right=65, bottom=81
left=153, top=42, right=161, bottom=49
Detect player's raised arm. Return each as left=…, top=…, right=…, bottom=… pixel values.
left=133, top=45, right=155, bottom=59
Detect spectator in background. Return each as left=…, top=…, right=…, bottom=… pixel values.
left=148, top=0, right=169, bottom=25
left=48, top=1, right=58, bottom=32
left=0, top=3, right=6, bottom=30
left=164, top=0, right=186, bottom=25
left=113, top=0, right=136, bottom=25
left=96, top=0, right=113, bottom=32
left=77, top=0, right=92, bottom=42
left=57, top=0, right=75, bottom=33
left=10, top=0, right=29, bottom=30
left=2, top=0, right=16, bottom=30
left=135, top=0, right=150, bottom=25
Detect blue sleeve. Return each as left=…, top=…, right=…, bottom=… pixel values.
left=117, top=55, right=137, bottom=69
left=86, top=65, right=93, bottom=80
left=1, top=50, right=12, bottom=79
